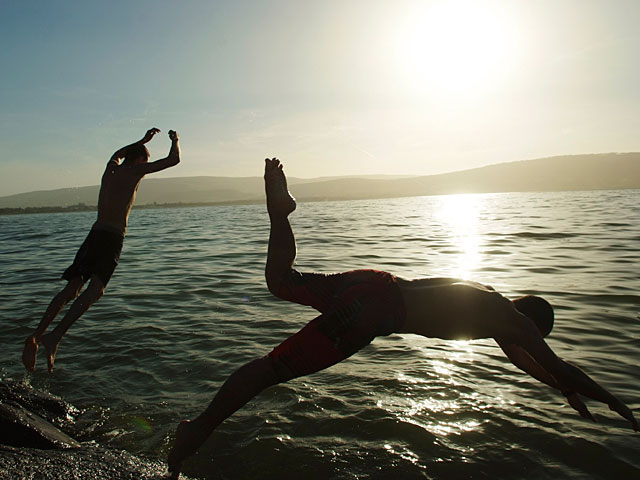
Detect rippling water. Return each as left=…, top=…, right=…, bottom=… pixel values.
left=1, top=190, right=639, bottom=479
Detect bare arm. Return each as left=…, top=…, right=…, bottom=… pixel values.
left=498, top=341, right=595, bottom=421
left=498, top=341, right=562, bottom=389
left=132, top=130, right=181, bottom=175
left=109, top=128, right=160, bottom=165
left=504, top=314, right=638, bottom=430
left=512, top=319, right=613, bottom=403
left=558, top=359, right=638, bottom=430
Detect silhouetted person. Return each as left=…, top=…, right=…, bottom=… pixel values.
left=22, top=128, right=181, bottom=373
left=168, top=158, right=637, bottom=478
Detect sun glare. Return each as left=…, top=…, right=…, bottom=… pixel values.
left=434, top=193, right=483, bottom=279
left=399, top=0, right=518, bottom=97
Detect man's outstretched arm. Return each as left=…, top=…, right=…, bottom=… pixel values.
left=504, top=315, right=638, bottom=430
left=498, top=341, right=595, bottom=421
left=557, top=358, right=638, bottom=430
left=109, top=128, right=160, bottom=165
left=133, top=130, right=180, bottom=175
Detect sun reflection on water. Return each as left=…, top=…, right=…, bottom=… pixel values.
left=432, top=193, right=484, bottom=279
left=406, top=396, right=460, bottom=415
left=384, top=338, right=490, bottom=438
left=383, top=443, right=421, bottom=465
left=399, top=412, right=482, bottom=438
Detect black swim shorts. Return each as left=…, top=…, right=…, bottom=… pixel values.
left=62, top=224, right=124, bottom=286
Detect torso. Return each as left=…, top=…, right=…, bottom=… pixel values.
left=396, top=277, right=517, bottom=340
left=96, top=163, right=144, bottom=235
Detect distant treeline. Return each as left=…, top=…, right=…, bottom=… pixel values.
left=0, top=204, right=96, bottom=215
left=0, top=200, right=263, bottom=216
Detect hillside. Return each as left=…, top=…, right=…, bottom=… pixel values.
left=1, top=153, right=639, bottom=210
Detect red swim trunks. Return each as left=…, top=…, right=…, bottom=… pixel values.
left=268, top=269, right=406, bottom=382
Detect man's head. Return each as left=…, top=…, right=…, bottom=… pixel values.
left=513, top=295, right=554, bottom=337
left=123, top=144, right=150, bottom=165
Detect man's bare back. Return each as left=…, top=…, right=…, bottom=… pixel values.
left=397, top=278, right=520, bottom=340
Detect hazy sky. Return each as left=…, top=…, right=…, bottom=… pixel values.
left=2, top=0, right=639, bottom=196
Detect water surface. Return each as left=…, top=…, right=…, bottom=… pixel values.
left=1, top=190, right=639, bottom=479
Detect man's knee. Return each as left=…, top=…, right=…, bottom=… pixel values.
left=87, top=278, right=105, bottom=302
left=53, top=290, right=73, bottom=306
left=55, top=280, right=83, bottom=304
left=253, top=355, right=281, bottom=387
left=71, top=281, right=85, bottom=298
left=93, top=285, right=105, bottom=302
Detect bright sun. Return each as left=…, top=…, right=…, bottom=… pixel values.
left=400, top=0, right=517, bottom=96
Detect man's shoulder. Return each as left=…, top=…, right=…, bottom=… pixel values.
left=451, top=283, right=513, bottom=315
left=104, top=163, right=145, bottom=180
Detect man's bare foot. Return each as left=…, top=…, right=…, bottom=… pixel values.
left=264, top=158, right=296, bottom=218
left=22, top=336, right=39, bottom=372
left=168, top=419, right=207, bottom=479
left=41, top=333, right=59, bottom=373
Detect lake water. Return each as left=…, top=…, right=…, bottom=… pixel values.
left=1, top=190, right=639, bottom=479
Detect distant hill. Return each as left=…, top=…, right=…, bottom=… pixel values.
left=292, top=152, right=640, bottom=201
left=1, top=153, right=639, bottom=210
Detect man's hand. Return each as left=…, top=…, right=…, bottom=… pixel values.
left=565, top=392, right=595, bottom=421
left=609, top=398, right=639, bottom=431
left=142, top=128, right=161, bottom=143
left=169, top=130, right=179, bottom=142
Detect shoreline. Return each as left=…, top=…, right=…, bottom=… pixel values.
left=2, top=186, right=639, bottom=217
left=0, top=199, right=263, bottom=216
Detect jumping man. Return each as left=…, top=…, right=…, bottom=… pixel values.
left=168, top=157, right=637, bottom=477
left=22, top=128, right=181, bottom=373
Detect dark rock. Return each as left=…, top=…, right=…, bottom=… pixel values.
left=0, top=380, right=190, bottom=479
left=0, top=445, right=171, bottom=480
left=0, top=379, right=81, bottom=450
left=0, top=380, right=77, bottom=427
left=0, top=403, right=80, bottom=449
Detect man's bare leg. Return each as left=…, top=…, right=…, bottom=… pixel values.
left=264, top=158, right=297, bottom=295
left=40, top=276, right=105, bottom=373
left=22, top=277, right=85, bottom=371
left=168, top=160, right=297, bottom=477
left=168, top=356, right=280, bottom=478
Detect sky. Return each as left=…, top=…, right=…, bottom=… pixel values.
left=1, top=0, right=640, bottom=196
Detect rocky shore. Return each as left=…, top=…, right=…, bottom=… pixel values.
left=0, top=380, right=172, bottom=480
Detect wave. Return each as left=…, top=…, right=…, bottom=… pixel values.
left=507, top=231, right=577, bottom=240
